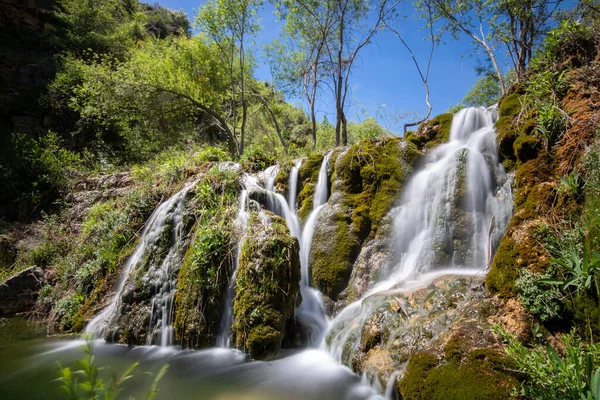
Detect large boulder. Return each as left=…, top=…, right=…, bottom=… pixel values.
left=232, top=212, right=301, bottom=360
left=0, top=266, right=45, bottom=316
left=310, top=138, right=420, bottom=307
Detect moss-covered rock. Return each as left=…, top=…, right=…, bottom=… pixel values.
left=412, top=113, right=454, bottom=150
left=232, top=212, right=301, bottom=360
left=400, top=350, right=519, bottom=400
left=513, top=135, right=541, bottom=163
left=496, top=85, right=529, bottom=166
left=297, top=153, right=326, bottom=221
left=310, top=138, right=420, bottom=303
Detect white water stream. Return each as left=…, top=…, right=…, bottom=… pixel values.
left=324, top=106, right=513, bottom=362
left=85, top=183, right=195, bottom=346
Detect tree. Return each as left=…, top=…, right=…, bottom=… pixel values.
left=65, top=37, right=239, bottom=158
left=269, top=0, right=337, bottom=148
left=196, top=0, right=264, bottom=155
left=489, top=0, right=565, bottom=81
left=324, top=0, right=400, bottom=146
left=418, top=0, right=508, bottom=95
left=419, top=0, right=565, bottom=91
left=384, top=1, right=435, bottom=133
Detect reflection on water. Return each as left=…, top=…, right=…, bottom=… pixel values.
left=0, top=318, right=381, bottom=400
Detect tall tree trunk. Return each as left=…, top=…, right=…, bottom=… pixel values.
left=239, top=40, right=247, bottom=155
left=310, top=102, right=317, bottom=149
left=335, top=1, right=345, bottom=147
left=341, top=111, right=348, bottom=146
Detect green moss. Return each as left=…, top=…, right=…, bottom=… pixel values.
left=496, top=85, right=528, bottom=165
left=311, top=212, right=361, bottom=299
left=245, top=325, right=281, bottom=360
left=297, top=153, right=325, bottom=222
left=513, top=135, right=541, bottom=163
left=398, top=351, right=439, bottom=399
left=310, top=138, right=421, bottom=300
left=274, top=160, right=293, bottom=194
left=486, top=238, right=521, bottom=297
left=399, top=349, right=519, bottom=400
left=232, top=214, right=301, bottom=360
left=422, top=361, right=517, bottom=400
left=412, top=113, right=453, bottom=150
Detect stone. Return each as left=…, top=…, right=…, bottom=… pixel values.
left=0, top=266, right=45, bottom=317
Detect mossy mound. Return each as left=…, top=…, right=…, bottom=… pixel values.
left=513, top=135, right=541, bottom=163
left=232, top=212, right=301, bottom=360
left=409, top=113, right=453, bottom=150
left=310, top=138, right=420, bottom=301
left=399, top=348, right=520, bottom=400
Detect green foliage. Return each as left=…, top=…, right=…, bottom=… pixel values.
left=57, top=338, right=168, bottom=400
left=515, top=269, right=561, bottom=322
left=6, top=132, right=82, bottom=217
left=174, top=170, right=239, bottom=348
left=498, top=327, right=600, bottom=400
left=54, top=293, right=84, bottom=330
left=454, top=74, right=503, bottom=109
left=531, top=20, right=593, bottom=71
left=559, top=168, right=583, bottom=197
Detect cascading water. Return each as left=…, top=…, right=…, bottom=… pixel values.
left=76, top=106, right=513, bottom=400
left=217, top=155, right=331, bottom=347
left=85, top=183, right=194, bottom=346
left=297, top=153, right=331, bottom=344
left=288, top=160, right=302, bottom=211
left=324, top=107, right=513, bottom=363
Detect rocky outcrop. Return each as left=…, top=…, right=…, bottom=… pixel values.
left=0, top=266, right=45, bottom=316
left=327, top=274, right=521, bottom=398
left=405, top=113, right=453, bottom=151
left=310, top=138, right=421, bottom=308
left=232, top=212, right=301, bottom=360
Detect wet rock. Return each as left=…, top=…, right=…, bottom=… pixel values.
left=0, top=266, right=45, bottom=316
left=327, top=274, right=506, bottom=395
left=232, top=212, right=301, bottom=360
left=310, top=138, right=420, bottom=306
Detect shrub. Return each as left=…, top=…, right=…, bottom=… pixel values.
left=498, top=327, right=600, bottom=400
left=516, top=269, right=561, bottom=322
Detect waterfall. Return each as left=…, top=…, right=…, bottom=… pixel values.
left=297, top=153, right=331, bottom=344
left=324, top=107, right=513, bottom=362
left=288, top=160, right=302, bottom=211
left=217, top=154, right=332, bottom=347
left=216, top=173, right=300, bottom=347
left=264, top=165, right=279, bottom=192
left=85, top=183, right=194, bottom=345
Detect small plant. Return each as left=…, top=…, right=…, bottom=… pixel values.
left=57, top=338, right=169, bottom=400
left=516, top=269, right=561, bottom=322
left=496, top=326, right=600, bottom=400
left=558, top=168, right=583, bottom=197
left=542, top=244, right=600, bottom=296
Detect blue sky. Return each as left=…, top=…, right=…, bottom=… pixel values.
left=156, top=0, right=503, bottom=133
